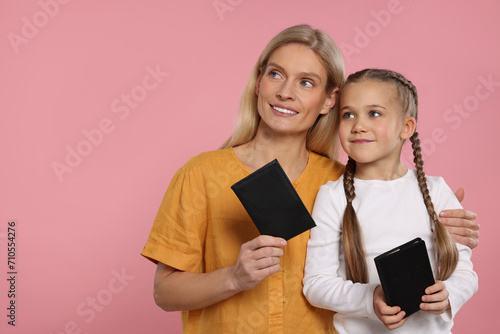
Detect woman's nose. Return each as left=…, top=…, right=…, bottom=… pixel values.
left=277, top=80, right=295, bottom=100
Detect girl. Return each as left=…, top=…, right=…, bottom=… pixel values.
left=303, top=69, right=478, bottom=333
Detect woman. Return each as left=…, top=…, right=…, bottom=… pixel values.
left=141, top=25, right=479, bottom=334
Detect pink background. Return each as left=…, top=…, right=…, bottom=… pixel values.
left=1, top=0, right=498, bottom=333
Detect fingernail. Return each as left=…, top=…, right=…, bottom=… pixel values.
left=439, top=211, right=446, bottom=217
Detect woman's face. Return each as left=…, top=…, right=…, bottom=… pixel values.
left=255, top=43, right=334, bottom=138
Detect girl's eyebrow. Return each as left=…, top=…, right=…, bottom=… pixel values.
left=367, top=104, right=388, bottom=110
left=267, top=62, right=323, bottom=82
left=340, top=104, right=388, bottom=112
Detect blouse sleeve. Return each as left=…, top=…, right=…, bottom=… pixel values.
left=140, top=161, right=208, bottom=273
left=303, top=180, right=379, bottom=320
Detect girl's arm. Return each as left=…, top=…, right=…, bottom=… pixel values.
left=153, top=235, right=286, bottom=311
left=421, top=242, right=478, bottom=320
left=426, top=179, right=479, bottom=320
left=303, top=183, right=379, bottom=319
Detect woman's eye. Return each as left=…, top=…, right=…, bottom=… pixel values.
left=342, top=112, right=354, bottom=119
left=369, top=110, right=381, bottom=117
left=301, top=80, right=314, bottom=88
left=269, top=71, right=281, bottom=79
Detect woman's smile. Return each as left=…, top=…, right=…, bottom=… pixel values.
left=270, top=104, right=299, bottom=116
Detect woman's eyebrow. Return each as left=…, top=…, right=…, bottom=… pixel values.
left=266, top=62, right=323, bottom=82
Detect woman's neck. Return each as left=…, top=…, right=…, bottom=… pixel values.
left=233, top=129, right=310, bottom=181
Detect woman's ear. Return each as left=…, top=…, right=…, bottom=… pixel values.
left=400, top=116, right=416, bottom=140
left=320, top=87, right=339, bottom=115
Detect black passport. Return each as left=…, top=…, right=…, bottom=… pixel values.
left=231, top=159, right=316, bottom=240
left=374, top=237, right=435, bottom=318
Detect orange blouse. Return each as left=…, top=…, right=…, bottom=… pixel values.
left=141, top=148, right=344, bottom=333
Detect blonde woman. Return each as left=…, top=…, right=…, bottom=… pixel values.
left=141, top=26, right=479, bottom=333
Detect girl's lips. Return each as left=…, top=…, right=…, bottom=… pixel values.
left=351, top=139, right=373, bottom=144
left=270, top=104, right=298, bottom=115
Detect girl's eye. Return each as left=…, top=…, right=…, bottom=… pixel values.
left=369, top=110, right=381, bottom=117
left=300, top=80, right=314, bottom=88
left=342, top=112, right=354, bottom=119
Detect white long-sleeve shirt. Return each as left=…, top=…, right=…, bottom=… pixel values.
left=303, top=170, right=478, bottom=334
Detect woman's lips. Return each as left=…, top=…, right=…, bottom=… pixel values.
left=271, top=104, right=298, bottom=115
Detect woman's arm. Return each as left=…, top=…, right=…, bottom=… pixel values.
left=440, top=188, right=479, bottom=249
left=153, top=235, right=286, bottom=311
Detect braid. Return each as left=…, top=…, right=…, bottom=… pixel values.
left=342, top=157, right=368, bottom=283
left=392, top=73, right=418, bottom=108
left=343, top=157, right=356, bottom=203
left=410, top=132, right=458, bottom=280
left=410, top=132, right=438, bottom=220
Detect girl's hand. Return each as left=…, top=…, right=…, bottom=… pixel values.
left=420, top=281, right=450, bottom=315
left=373, top=285, right=408, bottom=330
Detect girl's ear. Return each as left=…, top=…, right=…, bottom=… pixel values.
left=400, top=116, right=416, bottom=140
left=320, top=87, right=340, bottom=115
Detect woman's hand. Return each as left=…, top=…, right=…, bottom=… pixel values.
left=420, top=281, right=450, bottom=315
left=439, top=188, right=479, bottom=249
left=231, top=235, right=286, bottom=291
left=373, top=285, right=408, bottom=330
left=153, top=235, right=286, bottom=312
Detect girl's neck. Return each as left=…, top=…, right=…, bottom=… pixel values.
left=233, top=128, right=309, bottom=181
left=354, top=159, right=408, bottom=181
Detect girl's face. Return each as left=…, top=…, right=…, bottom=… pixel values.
left=339, top=80, right=414, bottom=167
left=255, top=43, right=335, bottom=137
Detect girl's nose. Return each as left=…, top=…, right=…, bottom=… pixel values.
left=352, top=118, right=367, bottom=133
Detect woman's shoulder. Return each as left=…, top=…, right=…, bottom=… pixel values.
left=308, top=152, right=345, bottom=180
left=178, top=148, right=235, bottom=174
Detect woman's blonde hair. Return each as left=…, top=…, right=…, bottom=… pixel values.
left=340, top=69, right=459, bottom=283
left=220, top=24, right=345, bottom=160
